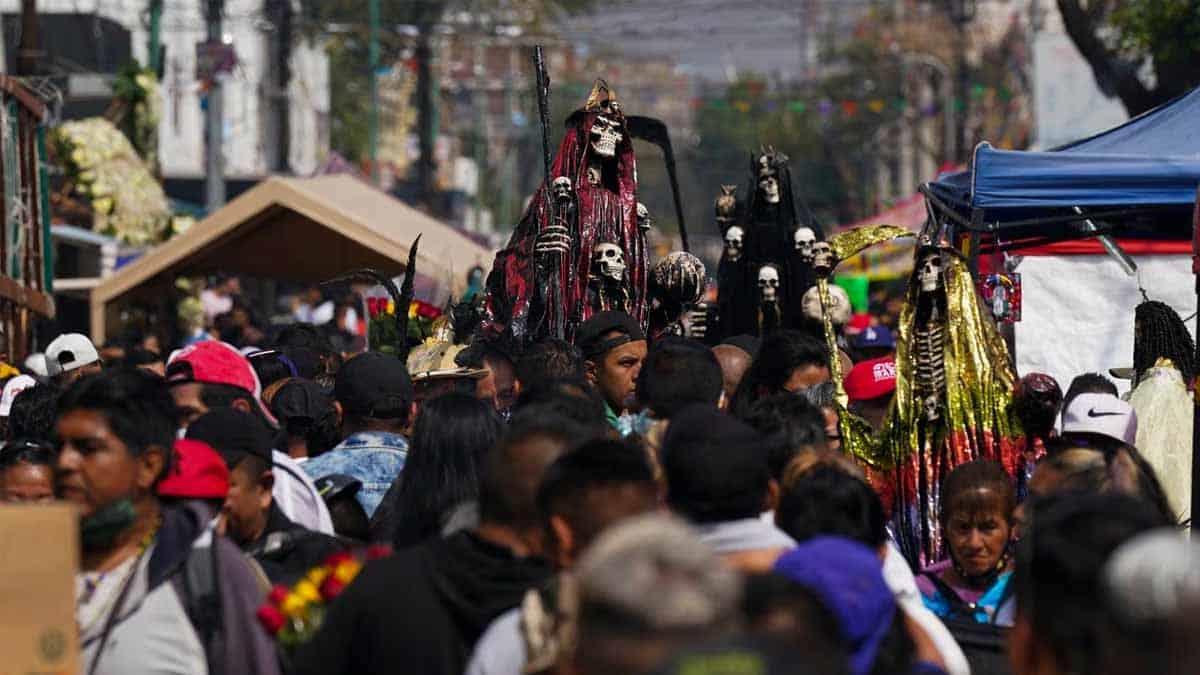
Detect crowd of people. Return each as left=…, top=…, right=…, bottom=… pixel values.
left=0, top=287, right=1197, bottom=675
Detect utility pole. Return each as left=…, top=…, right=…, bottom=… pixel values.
left=415, top=29, right=436, bottom=209
left=266, top=0, right=292, bottom=174
left=205, top=0, right=226, bottom=211
left=16, top=0, right=40, bottom=76
left=471, top=12, right=486, bottom=232
left=946, top=0, right=977, bottom=163
left=368, top=0, right=380, bottom=184
left=148, top=0, right=164, bottom=75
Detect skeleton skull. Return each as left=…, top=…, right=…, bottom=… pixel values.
left=759, top=175, right=781, bottom=204
left=593, top=243, right=627, bottom=282
left=552, top=176, right=572, bottom=202
left=801, top=284, right=852, bottom=326
left=918, top=252, right=943, bottom=293
left=637, top=202, right=652, bottom=233
left=724, top=226, right=745, bottom=262
left=794, top=227, right=817, bottom=261
left=811, top=241, right=836, bottom=275
left=757, top=265, right=780, bottom=304
left=923, top=395, right=941, bottom=422
left=589, top=115, right=623, bottom=158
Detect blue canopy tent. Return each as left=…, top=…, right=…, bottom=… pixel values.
left=923, top=85, right=1200, bottom=250
left=924, top=86, right=1200, bottom=527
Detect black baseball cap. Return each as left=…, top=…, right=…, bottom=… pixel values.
left=185, top=408, right=274, bottom=468
left=270, top=378, right=331, bottom=423
left=314, top=473, right=362, bottom=504
left=575, top=311, right=646, bottom=360
left=334, top=351, right=414, bottom=418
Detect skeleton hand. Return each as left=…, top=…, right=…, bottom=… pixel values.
left=535, top=224, right=571, bottom=256
left=683, top=303, right=708, bottom=339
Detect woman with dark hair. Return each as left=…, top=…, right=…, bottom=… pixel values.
left=0, top=438, right=54, bottom=502
left=730, top=330, right=830, bottom=418
left=370, top=393, right=503, bottom=546
left=916, top=461, right=1017, bottom=627
left=7, top=383, right=60, bottom=442
left=1127, top=299, right=1195, bottom=523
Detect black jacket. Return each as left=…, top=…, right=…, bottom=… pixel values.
left=245, top=504, right=346, bottom=585
left=293, top=530, right=551, bottom=675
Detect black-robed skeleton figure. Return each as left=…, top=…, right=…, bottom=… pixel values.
left=715, top=185, right=758, bottom=338
left=719, top=149, right=820, bottom=336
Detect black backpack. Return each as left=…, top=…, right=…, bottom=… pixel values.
left=921, top=572, right=1013, bottom=675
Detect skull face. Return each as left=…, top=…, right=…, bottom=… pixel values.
left=757, top=265, right=780, bottom=304
left=589, top=115, right=623, bottom=158
left=758, top=175, right=781, bottom=204
left=794, top=227, right=816, bottom=261
left=801, top=284, right=852, bottom=326
left=724, top=226, right=745, bottom=262
left=918, top=252, right=943, bottom=293
left=923, top=395, right=941, bottom=421
left=636, top=202, right=652, bottom=233
left=592, top=243, right=627, bottom=282
left=811, top=241, right=835, bottom=275
left=552, top=176, right=572, bottom=203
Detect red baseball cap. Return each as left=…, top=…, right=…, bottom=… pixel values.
left=158, top=439, right=230, bottom=499
left=166, top=340, right=277, bottom=425
left=845, top=313, right=872, bottom=336
left=843, top=356, right=897, bottom=402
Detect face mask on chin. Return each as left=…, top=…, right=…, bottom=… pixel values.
left=80, top=498, right=138, bottom=550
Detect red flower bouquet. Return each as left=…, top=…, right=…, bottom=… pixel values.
left=257, top=545, right=392, bottom=650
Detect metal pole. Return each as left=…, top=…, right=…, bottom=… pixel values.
left=368, top=0, right=380, bottom=184
left=16, top=0, right=39, bottom=76
left=267, top=0, right=292, bottom=173
left=1192, top=187, right=1199, bottom=531
left=148, top=0, right=163, bottom=75
left=205, top=0, right=226, bottom=211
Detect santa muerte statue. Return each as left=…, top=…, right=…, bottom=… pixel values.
left=481, top=80, right=647, bottom=345
left=883, top=243, right=1023, bottom=567
left=803, top=226, right=1022, bottom=568
left=714, top=148, right=822, bottom=339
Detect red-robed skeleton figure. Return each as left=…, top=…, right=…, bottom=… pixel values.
left=481, top=81, right=648, bottom=345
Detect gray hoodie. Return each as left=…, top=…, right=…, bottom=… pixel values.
left=80, top=502, right=280, bottom=675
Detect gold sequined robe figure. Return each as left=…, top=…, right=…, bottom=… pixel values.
left=883, top=250, right=1022, bottom=567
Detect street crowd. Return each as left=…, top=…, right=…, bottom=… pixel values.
left=0, top=280, right=1197, bottom=675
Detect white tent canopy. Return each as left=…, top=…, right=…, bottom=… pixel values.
left=90, top=174, right=491, bottom=342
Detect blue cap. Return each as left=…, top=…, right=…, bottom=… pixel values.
left=853, top=325, right=894, bottom=349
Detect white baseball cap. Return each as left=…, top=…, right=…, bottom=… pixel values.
left=45, top=333, right=101, bottom=376
left=0, top=374, right=36, bottom=416
left=22, top=353, right=47, bottom=377
left=1061, top=393, right=1138, bottom=447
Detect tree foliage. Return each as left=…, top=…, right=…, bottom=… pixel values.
left=1058, top=0, right=1200, bottom=115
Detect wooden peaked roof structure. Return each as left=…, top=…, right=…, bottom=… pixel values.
left=90, top=174, right=491, bottom=341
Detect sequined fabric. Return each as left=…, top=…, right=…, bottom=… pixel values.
left=884, top=251, right=1022, bottom=567
left=816, top=226, right=914, bottom=468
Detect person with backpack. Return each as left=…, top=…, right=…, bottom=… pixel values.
left=916, top=461, right=1017, bottom=627
left=55, top=368, right=279, bottom=675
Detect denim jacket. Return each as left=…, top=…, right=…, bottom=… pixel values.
left=302, top=432, right=408, bottom=518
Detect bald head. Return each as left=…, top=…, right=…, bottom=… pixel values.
left=712, top=345, right=751, bottom=401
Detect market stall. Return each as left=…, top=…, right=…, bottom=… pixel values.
left=89, top=174, right=492, bottom=343
left=922, top=85, right=1200, bottom=389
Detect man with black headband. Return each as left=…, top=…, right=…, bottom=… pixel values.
left=302, top=352, right=414, bottom=518
left=575, top=311, right=647, bottom=427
